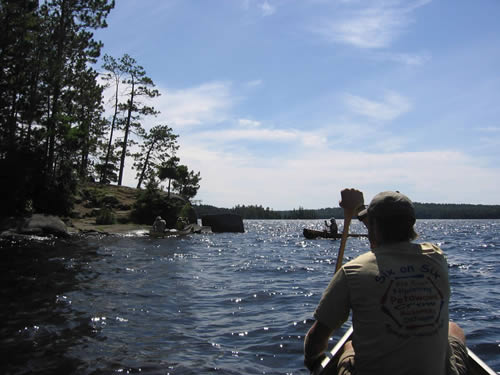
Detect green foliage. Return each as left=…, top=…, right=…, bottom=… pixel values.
left=95, top=207, right=116, bottom=225
left=0, top=1, right=203, bottom=220
left=158, top=156, right=180, bottom=198
left=0, top=0, right=114, bottom=217
left=179, top=202, right=198, bottom=224
left=232, top=204, right=282, bottom=219
left=133, top=124, right=179, bottom=189
left=413, top=203, right=500, bottom=219
left=130, top=181, right=184, bottom=227
left=0, top=146, right=77, bottom=218
left=172, top=165, right=201, bottom=200
left=195, top=203, right=500, bottom=220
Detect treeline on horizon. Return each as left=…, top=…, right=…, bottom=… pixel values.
left=194, top=203, right=500, bottom=220
left=0, top=1, right=200, bottom=219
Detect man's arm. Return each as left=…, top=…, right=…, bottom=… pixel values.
left=304, top=320, right=335, bottom=371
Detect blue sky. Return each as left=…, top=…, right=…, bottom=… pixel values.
left=95, top=0, right=500, bottom=209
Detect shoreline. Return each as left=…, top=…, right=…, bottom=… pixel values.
left=68, top=218, right=150, bottom=235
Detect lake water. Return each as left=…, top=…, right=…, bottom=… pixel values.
left=1, top=219, right=498, bottom=374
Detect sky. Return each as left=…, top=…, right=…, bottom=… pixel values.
left=94, top=0, right=500, bottom=209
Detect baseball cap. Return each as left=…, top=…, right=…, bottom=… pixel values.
left=357, top=191, right=415, bottom=220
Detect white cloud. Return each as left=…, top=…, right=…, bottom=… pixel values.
left=238, top=118, right=262, bottom=127
left=310, top=0, right=431, bottom=49
left=177, top=142, right=500, bottom=209
left=100, top=80, right=236, bottom=131
left=345, top=92, right=412, bottom=121
left=241, top=0, right=276, bottom=16
left=153, top=82, right=235, bottom=127
left=193, top=127, right=326, bottom=147
left=260, top=1, right=276, bottom=16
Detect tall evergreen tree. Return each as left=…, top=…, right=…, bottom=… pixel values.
left=0, top=0, right=115, bottom=217
left=39, top=0, right=114, bottom=177
left=0, top=0, right=40, bottom=156
left=100, top=53, right=125, bottom=183
left=116, top=54, right=160, bottom=186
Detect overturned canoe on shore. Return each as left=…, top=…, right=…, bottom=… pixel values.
left=312, top=326, right=496, bottom=375
left=303, top=228, right=368, bottom=240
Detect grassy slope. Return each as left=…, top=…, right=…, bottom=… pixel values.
left=69, top=183, right=147, bottom=234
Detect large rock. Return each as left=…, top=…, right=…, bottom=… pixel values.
left=201, top=214, right=244, bottom=233
left=19, top=214, right=69, bottom=238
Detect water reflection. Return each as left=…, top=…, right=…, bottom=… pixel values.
left=0, top=237, right=100, bottom=374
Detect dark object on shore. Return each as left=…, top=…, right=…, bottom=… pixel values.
left=312, top=326, right=497, bottom=375
left=201, top=214, right=244, bottom=233
left=0, top=214, right=69, bottom=239
left=303, top=228, right=367, bottom=240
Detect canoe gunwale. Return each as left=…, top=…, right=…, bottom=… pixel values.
left=311, top=325, right=496, bottom=375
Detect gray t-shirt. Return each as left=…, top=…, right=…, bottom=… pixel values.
left=314, top=242, right=450, bottom=375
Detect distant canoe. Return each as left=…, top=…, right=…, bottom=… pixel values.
left=303, top=228, right=368, bottom=240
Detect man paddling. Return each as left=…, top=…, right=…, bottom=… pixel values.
left=304, top=189, right=468, bottom=375
left=324, top=218, right=338, bottom=236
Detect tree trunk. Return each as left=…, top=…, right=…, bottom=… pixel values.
left=117, top=80, right=135, bottom=185
left=102, top=76, right=120, bottom=183
left=46, top=0, right=68, bottom=177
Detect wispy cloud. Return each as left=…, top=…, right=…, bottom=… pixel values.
left=154, top=82, right=235, bottom=127
left=310, top=0, right=431, bottom=49
left=193, top=126, right=327, bottom=148
left=371, top=51, right=431, bottom=65
left=344, top=92, right=412, bottom=121
left=241, top=0, right=276, bottom=16
left=238, top=118, right=262, bottom=127
left=246, top=79, right=263, bottom=87
left=260, top=1, right=276, bottom=16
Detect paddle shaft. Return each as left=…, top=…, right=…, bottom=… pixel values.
left=334, top=212, right=354, bottom=272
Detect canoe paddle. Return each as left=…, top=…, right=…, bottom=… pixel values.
left=312, top=188, right=364, bottom=375
left=335, top=188, right=364, bottom=272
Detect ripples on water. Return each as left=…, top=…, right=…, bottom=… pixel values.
left=0, top=220, right=498, bottom=374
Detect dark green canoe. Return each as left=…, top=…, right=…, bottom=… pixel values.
left=312, top=326, right=496, bottom=375
left=303, top=228, right=368, bottom=240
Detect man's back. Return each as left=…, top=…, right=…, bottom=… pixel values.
left=315, top=242, right=451, bottom=375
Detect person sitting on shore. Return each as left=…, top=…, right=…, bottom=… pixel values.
left=152, top=216, right=166, bottom=233
left=176, top=217, right=188, bottom=230
left=324, top=217, right=338, bottom=235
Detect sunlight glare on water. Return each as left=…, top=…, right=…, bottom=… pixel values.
left=0, top=219, right=498, bottom=374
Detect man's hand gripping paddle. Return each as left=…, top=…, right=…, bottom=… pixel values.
left=335, top=189, right=365, bottom=272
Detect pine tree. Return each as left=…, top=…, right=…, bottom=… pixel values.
left=116, top=54, right=160, bottom=185
left=133, top=124, right=179, bottom=189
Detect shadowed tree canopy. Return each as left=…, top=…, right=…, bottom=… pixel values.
left=133, top=124, right=179, bottom=189
left=0, top=0, right=115, bottom=217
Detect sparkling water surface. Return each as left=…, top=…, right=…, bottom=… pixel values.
left=1, top=220, right=498, bottom=374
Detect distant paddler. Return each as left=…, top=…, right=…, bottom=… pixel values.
left=324, top=217, right=338, bottom=236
